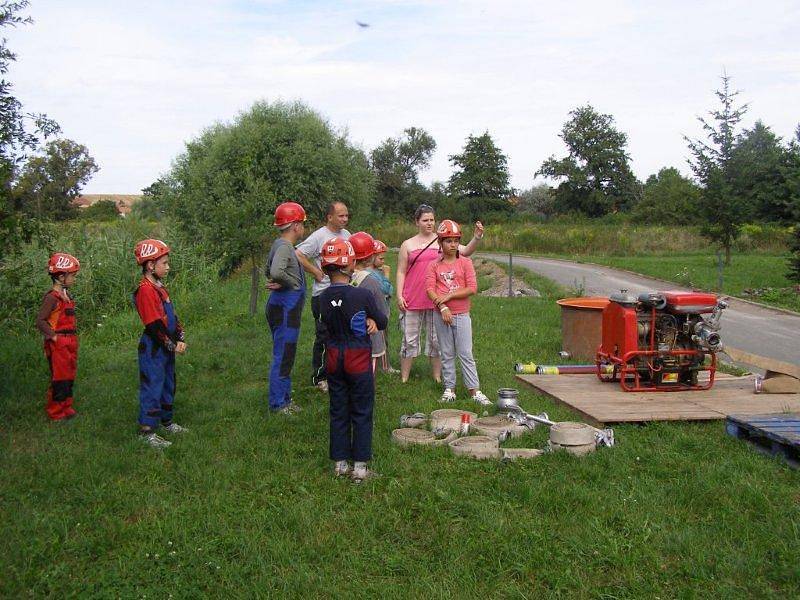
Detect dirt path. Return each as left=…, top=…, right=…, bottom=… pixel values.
left=479, top=253, right=800, bottom=367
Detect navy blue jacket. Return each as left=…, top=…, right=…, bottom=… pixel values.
left=319, top=282, right=388, bottom=349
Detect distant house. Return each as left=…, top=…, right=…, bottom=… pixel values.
left=74, top=194, right=143, bottom=216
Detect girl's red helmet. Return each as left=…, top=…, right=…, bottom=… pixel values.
left=373, top=239, right=388, bottom=254
left=320, top=237, right=355, bottom=268
left=348, top=231, right=375, bottom=260
left=274, top=202, right=307, bottom=227
left=134, top=239, right=170, bottom=265
left=48, top=253, right=80, bottom=274
left=436, top=219, right=462, bottom=239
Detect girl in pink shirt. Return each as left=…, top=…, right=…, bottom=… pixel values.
left=425, top=220, right=491, bottom=406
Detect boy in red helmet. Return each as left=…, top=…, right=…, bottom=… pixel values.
left=265, top=201, right=307, bottom=414
left=348, top=231, right=388, bottom=374
left=318, top=237, right=387, bottom=482
left=425, top=220, right=491, bottom=406
left=367, top=239, right=398, bottom=374
left=36, top=253, right=81, bottom=420
left=133, top=239, right=187, bottom=449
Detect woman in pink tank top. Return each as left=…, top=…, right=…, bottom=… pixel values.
left=396, top=204, right=484, bottom=383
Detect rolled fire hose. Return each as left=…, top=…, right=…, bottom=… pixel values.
left=548, top=421, right=597, bottom=456
left=471, top=415, right=529, bottom=440
left=448, top=435, right=501, bottom=460
left=392, top=427, right=457, bottom=447
left=399, top=412, right=428, bottom=428
left=430, top=409, right=478, bottom=432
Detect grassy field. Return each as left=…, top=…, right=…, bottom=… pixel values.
left=573, top=254, right=800, bottom=312
left=2, top=259, right=799, bottom=597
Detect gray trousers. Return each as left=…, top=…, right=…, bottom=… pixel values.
left=433, top=311, right=480, bottom=391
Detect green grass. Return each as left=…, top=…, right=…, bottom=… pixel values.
left=2, top=261, right=800, bottom=597
left=573, top=254, right=800, bottom=313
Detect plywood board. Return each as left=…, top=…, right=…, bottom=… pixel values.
left=515, top=373, right=800, bottom=426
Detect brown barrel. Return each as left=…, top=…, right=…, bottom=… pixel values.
left=556, top=297, right=610, bottom=360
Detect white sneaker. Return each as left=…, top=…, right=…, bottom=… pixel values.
left=286, top=402, right=303, bottom=413
left=351, top=462, right=378, bottom=483
left=439, top=388, right=457, bottom=403
left=163, top=423, right=188, bottom=434
left=141, top=432, right=172, bottom=449
left=334, top=460, right=351, bottom=477
left=316, top=380, right=329, bottom=393
left=472, top=390, right=492, bottom=406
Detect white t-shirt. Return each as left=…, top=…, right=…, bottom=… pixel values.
left=296, top=226, right=352, bottom=297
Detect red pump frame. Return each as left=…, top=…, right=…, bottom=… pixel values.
left=595, top=307, right=717, bottom=392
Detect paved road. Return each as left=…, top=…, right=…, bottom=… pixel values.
left=480, top=253, right=800, bottom=367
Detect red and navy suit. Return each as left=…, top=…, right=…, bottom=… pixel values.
left=320, top=283, right=388, bottom=462
left=40, top=290, right=78, bottom=420
left=133, top=278, right=184, bottom=429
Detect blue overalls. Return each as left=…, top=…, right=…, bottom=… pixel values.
left=266, top=285, right=305, bottom=410
left=138, top=299, right=177, bottom=428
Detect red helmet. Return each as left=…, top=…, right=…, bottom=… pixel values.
left=349, top=231, right=375, bottom=260
left=134, top=239, right=170, bottom=265
left=274, top=201, right=306, bottom=227
left=320, top=237, right=355, bottom=268
left=437, top=219, right=462, bottom=239
left=48, top=253, right=80, bottom=274
left=373, top=239, right=388, bottom=254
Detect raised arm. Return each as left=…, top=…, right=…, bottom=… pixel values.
left=458, top=221, right=484, bottom=257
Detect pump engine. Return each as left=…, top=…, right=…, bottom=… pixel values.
left=596, top=290, right=727, bottom=391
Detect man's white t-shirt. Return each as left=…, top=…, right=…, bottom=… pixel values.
left=296, top=226, right=352, bottom=297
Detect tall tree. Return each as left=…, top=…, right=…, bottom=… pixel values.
left=370, top=127, right=435, bottom=217
left=633, top=167, right=701, bottom=225
left=14, top=139, right=98, bottom=220
left=685, top=73, right=748, bottom=264
left=167, top=100, right=374, bottom=315
left=447, top=131, right=512, bottom=221
left=729, top=120, right=793, bottom=222
left=537, top=104, right=640, bottom=216
left=0, top=1, right=59, bottom=256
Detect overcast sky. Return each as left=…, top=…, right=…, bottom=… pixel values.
left=7, top=0, right=800, bottom=194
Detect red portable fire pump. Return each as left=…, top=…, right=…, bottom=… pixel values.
left=596, top=290, right=727, bottom=392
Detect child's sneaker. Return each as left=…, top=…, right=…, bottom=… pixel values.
left=471, top=390, right=492, bottom=406
left=334, top=460, right=351, bottom=478
left=163, top=423, right=188, bottom=434
left=439, top=388, right=457, bottom=403
left=351, top=462, right=378, bottom=483
left=316, top=380, right=329, bottom=393
left=271, top=405, right=294, bottom=415
left=286, top=402, right=303, bottom=414
left=141, top=432, right=172, bottom=449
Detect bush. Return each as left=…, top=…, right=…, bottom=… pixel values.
left=78, top=199, right=120, bottom=222
left=0, top=219, right=218, bottom=333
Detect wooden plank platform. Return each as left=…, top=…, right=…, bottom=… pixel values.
left=515, top=373, right=800, bottom=427
left=726, top=413, right=800, bottom=468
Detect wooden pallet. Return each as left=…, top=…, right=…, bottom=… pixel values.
left=515, top=373, right=800, bottom=427
left=726, top=413, right=800, bottom=468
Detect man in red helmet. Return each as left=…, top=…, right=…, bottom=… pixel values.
left=265, top=201, right=307, bottom=414
left=36, top=253, right=81, bottom=420
left=132, top=239, right=187, bottom=449
left=318, top=237, right=387, bottom=482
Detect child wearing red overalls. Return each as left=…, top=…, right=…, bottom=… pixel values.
left=36, top=253, right=81, bottom=420
left=133, top=239, right=187, bottom=449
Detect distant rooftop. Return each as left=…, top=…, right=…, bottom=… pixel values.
left=74, top=194, right=143, bottom=215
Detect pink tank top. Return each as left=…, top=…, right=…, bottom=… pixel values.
left=403, top=247, right=439, bottom=310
